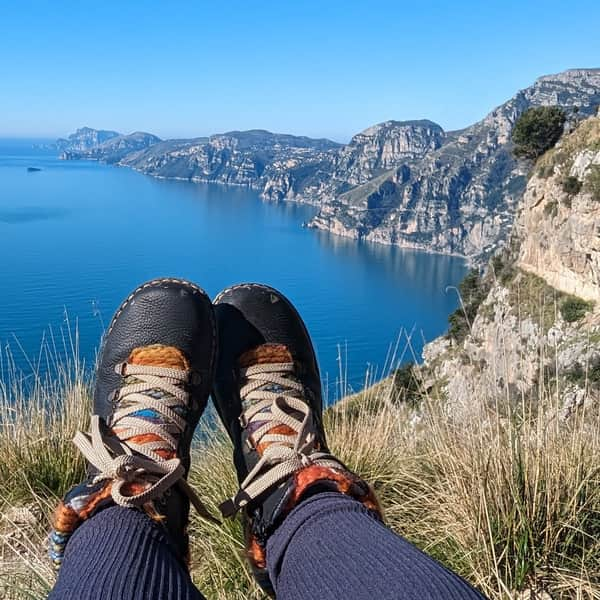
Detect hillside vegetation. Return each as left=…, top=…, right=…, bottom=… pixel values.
left=0, top=354, right=599, bottom=599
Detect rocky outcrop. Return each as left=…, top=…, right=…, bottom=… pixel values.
left=421, top=115, right=600, bottom=418
left=516, top=118, right=600, bottom=302
left=424, top=275, right=599, bottom=419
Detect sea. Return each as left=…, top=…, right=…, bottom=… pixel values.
left=0, top=139, right=467, bottom=400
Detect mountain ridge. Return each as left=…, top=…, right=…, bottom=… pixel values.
left=56, top=68, right=600, bottom=262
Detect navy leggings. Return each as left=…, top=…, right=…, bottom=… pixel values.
left=49, top=492, right=487, bottom=599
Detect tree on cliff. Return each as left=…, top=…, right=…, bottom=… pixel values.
left=512, top=106, right=566, bottom=160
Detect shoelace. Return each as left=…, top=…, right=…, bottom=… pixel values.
left=74, top=362, right=218, bottom=523
left=221, top=361, right=343, bottom=516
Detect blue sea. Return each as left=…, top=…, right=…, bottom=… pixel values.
left=0, top=139, right=467, bottom=399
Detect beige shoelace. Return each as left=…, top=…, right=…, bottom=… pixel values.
left=222, top=362, right=343, bottom=515
left=74, top=363, right=218, bottom=523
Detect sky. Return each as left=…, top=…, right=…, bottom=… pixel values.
left=1, top=1, right=599, bottom=142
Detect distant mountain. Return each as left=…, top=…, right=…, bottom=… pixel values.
left=60, top=131, right=162, bottom=163
left=57, top=68, right=600, bottom=262
left=117, top=130, right=341, bottom=188
left=56, top=127, right=120, bottom=152
left=260, top=120, right=446, bottom=203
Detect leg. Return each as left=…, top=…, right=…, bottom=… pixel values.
left=49, top=507, right=205, bottom=600
left=47, top=279, right=217, bottom=598
left=212, top=283, right=488, bottom=598
left=267, top=493, right=486, bottom=600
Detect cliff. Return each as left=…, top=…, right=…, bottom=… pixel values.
left=517, top=116, right=600, bottom=302
left=421, top=114, right=600, bottom=418
left=261, top=120, right=446, bottom=202
left=309, top=69, right=600, bottom=262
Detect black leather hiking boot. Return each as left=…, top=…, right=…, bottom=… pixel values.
left=212, top=283, right=381, bottom=595
left=50, top=278, right=218, bottom=571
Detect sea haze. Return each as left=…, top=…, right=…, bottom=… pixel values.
left=0, top=140, right=467, bottom=398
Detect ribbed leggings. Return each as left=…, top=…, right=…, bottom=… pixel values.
left=49, top=492, right=487, bottom=599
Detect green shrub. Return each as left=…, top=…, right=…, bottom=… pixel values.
left=584, top=164, right=600, bottom=201
left=447, top=269, right=490, bottom=343
left=560, top=296, right=594, bottom=322
left=392, top=362, right=421, bottom=405
left=537, top=164, right=555, bottom=178
left=561, top=175, right=582, bottom=195
left=565, top=361, right=585, bottom=384
left=590, top=355, right=600, bottom=386
left=512, top=106, right=566, bottom=160
left=490, top=251, right=515, bottom=285
left=543, top=200, right=558, bottom=217
left=564, top=356, right=600, bottom=389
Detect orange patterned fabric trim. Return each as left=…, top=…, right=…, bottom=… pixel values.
left=52, top=501, right=81, bottom=534
left=248, top=534, right=267, bottom=569
left=78, top=481, right=114, bottom=520
left=239, top=344, right=293, bottom=368
left=128, top=344, right=190, bottom=370
left=289, top=464, right=382, bottom=517
left=256, top=424, right=296, bottom=456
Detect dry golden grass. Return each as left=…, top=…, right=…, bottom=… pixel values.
left=1, top=362, right=599, bottom=599
left=537, top=114, right=600, bottom=175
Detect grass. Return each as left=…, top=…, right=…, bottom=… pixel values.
left=562, top=176, right=582, bottom=196
left=507, top=270, right=566, bottom=332
left=0, top=354, right=599, bottom=599
left=537, top=115, right=600, bottom=176
left=560, top=297, right=595, bottom=323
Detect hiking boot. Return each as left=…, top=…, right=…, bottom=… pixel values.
left=50, top=278, right=218, bottom=571
left=212, top=283, right=381, bottom=594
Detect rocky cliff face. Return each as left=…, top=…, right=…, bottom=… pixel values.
left=261, top=120, right=447, bottom=202
left=517, top=117, right=600, bottom=302
left=421, top=115, right=600, bottom=418
left=309, top=69, right=600, bottom=262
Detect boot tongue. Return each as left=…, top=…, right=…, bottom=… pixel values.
left=238, top=344, right=298, bottom=457
left=238, top=344, right=296, bottom=407
left=114, top=344, right=190, bottom=462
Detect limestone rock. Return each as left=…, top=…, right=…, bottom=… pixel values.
left=517, top=120, right=600, bottom=302
left=422, top=115, right=600, bottom=415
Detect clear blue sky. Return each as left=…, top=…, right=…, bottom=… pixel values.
left=2, top=1, right=599, bottom=141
